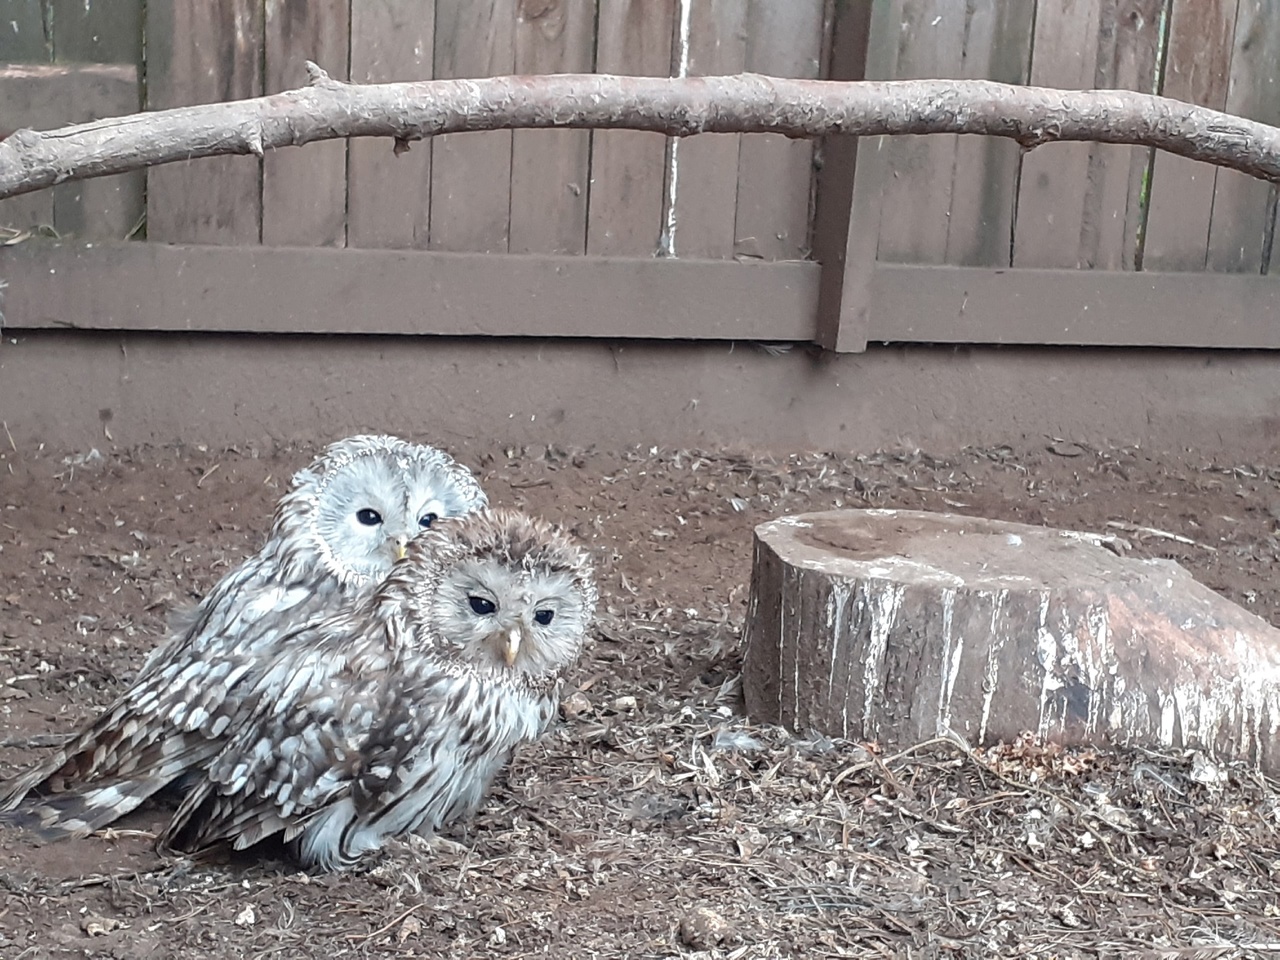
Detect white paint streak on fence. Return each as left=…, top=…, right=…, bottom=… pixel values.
left=659, top=0, right=692, bottom=257
left=862, top=580, right=902, bottom=732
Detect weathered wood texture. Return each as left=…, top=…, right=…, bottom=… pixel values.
left=0, top=240, right=819, bottom=339
left=1142, top=0, right=1236, bottom=271
left=864, top=263, right=1280, bottom=347
left=262, top=0, right=350, bottom=247
left=0, top=1, right=142, bottom=239
left=509, top=0, right=595, bottom=255
left=1014, top=0, right=1163, bottom=270
left=1204, top=0, right=1280, bottom=273
left=733, top=0, right=825, bottom=261
left=743, top=509, right=1280, bottom=772
left=0, top=0, right=50, bottom=63
left=430, top=0, right=517, bottom=253
left=145, top=0, right=264, bottom=244
left=587, top=0, right=675, bottom=256
left=672, top=0, right=747, bottom=259
left=0, top=64, right=138, bottom=237
left=347, top=0, right=434, bottom=249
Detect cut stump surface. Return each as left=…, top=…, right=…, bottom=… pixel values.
left=742, top=509, right=1280, bottom=771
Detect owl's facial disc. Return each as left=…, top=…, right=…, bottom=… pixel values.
left=311, top=457, right=417, bottom=582
left=434, top=560, right=583, bottom=677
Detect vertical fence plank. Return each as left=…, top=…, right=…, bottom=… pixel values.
left=0, top=1, right=52, bottom=230
left=348, top=2, right=434, bottom=249
left=1206, top=0, right=1280, bottom=273
left=509, top=0, right=595, bottom=255
left=587, top=0, right=675, bottom=257
left=0, top=0, right=49, bottom=61
left=49, top=0, right=144, bottom=241
left=1015, top=0, right=1161, bottom=269
left=50, top=0, right=140, bottom=63
left=944, top=1, right=1034, bottom=267
left=814, top=0, right=896, bottom=353
left=875, top=0, right=966, bottom=264
left=734, top=0, right=824, bottom=261
left=262, top=0, right=350, bottom=247
left=1013, top=0, right=1103, bottom=268
left=146, top=0, right=264, bottom=244
left=429, top=0, right=517, bottom=254
left=1143, top=0, right=1234, bottom=271
left=670, top=0, right=746, bottom=259
left=812, top=0, right=875, bottom=350
left=1084, top=0, right=1163, bottom=270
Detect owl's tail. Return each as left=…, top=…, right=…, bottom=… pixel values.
left=0, top=774, right=177, bottom=839
left=0, top=708, right=227, bottom=838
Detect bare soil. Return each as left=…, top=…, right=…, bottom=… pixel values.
left=2, top=437, right=1279, bottom=959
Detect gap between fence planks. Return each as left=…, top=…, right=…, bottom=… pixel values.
left=3, top=66, right=1280, bottom=203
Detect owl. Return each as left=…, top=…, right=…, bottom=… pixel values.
left=0, top=433, right=488, bottom=816
left=2, top=508, right=596, bottom=871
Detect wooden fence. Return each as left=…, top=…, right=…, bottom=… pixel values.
left=1, top=0, right=1279, bottom=352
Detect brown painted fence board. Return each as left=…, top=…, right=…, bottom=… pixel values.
left=347, top=1, right=434, bottom=249
left=1143, top=0, right=1236, bottom=271
left=811, top=0, right=873, bottom=351
left=145, top=0, right=264, bottom=244
left=0, top=63, right=137, bottom=238
left=48, top=0, right=144, bottom=242
left=734, top=0, right=824, bottom=261
left=0, top=242, right=819, bottom=340
left=1207, top=0, right=1280, bottom=273
left=943, top=1, right=1033, bottom=267
left=865, top=264, right=1280, bottom=347
left=815, top=0, right=899, bottom=351
left=587, top=0, right=675, bottom=257
left=430, top=0, right=517, bottom=254
left=1084, top=0, right=1163, bottom=271
left=673, top=0, right=747, bottom=259
left=262, top=0, right=350, bottom=247
left=1013, top=0, right=1103, bottom=268
left=875, top=0, right=966, bottom=265
left=0, top=0, right=49, bottom=62
left=1013, top=0, right=1162, bottom=271
left=50, top=0, right=141, bottom=64
left=509, top=0, right=595, bottom=256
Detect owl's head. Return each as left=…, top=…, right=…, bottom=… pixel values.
left=391, top=508, right=596, bottom=682
left=273, top=435, right=488, bottom=585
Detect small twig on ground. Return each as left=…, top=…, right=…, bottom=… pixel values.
left=1105, top=520, right=1217, bottom=552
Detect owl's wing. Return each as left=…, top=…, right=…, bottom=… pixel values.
left=0, top=607, right=348, bottom=836
left=136, top=550, right=343, bottom=681
left=157, top=634, right=423, bottom=856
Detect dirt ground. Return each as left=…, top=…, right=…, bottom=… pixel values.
left=2, top=436, right=1280, bottom=959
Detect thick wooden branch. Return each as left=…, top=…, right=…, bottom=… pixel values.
left=3, top=66, right=1280, bottom=201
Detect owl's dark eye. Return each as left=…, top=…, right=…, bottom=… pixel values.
left=419, top=512, right=439, bottom=529
left=533, top=609, right=555, bottom=626
left=468, top=596, right=496, bottom=616
left=355, top=508, right=383, bottom=526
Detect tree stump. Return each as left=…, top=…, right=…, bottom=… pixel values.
left=742, top=509, right=1280, bottom=771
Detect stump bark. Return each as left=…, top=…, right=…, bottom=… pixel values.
left=742, top=509, right=1280, bottom=771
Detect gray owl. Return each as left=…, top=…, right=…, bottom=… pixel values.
left=0, top=433, right=488, bottom=817
left=2, top=508, right=595, bottom=871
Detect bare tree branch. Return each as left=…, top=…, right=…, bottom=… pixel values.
left=2, top=64, right=1279, bottom=202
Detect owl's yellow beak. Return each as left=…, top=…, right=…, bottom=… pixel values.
left=502, top=627, right=522, bottom=667
left=391, top=535, right=409, bottom=562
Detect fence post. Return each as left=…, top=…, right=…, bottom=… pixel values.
left=813, top=0, right=895, bottom=352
